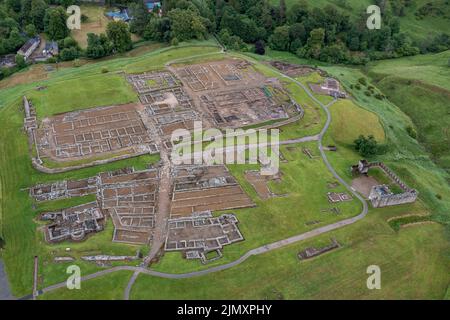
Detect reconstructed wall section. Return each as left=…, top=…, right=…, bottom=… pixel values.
left=352, top=160, right=418, bottom=208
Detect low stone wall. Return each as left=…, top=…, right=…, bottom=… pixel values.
left=31, top=151, right=155, bottom=174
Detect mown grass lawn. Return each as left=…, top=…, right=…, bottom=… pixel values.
left=26, top=74, right=138, bottom=118
left=151, top=141, right=362, bottom=274
left=271, top=0, right=450, bottom=41
left=369, top=51, right=450, bottom=91
left=39, top=270, right=133, bottom=300
left=0, top=99, right=159, bottom=296
left=1, top=41, right=449, bottom=300
left=129, top=218, right=449, bottom=299
left=46, top=199, right=447, bottom=299
left=369, top=52, right=450, bottom=175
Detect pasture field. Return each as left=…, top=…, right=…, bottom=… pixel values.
left=27, top=74, right=138, bottom=118
left=0, top=97, right=159, bottom=295
left=367, top=51, right=450, bottom=175
left=39, top=207, right=450, bottom=300
left=150, top=141, right=362, bottom=274
left=40, top=270, right=134, bottom=300
left=1, top=41, right=449, bottom=300
left=270, top=0, right=450, bottom=40
left=0, top=42, right=220, bottom=296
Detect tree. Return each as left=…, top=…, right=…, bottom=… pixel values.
left=25, top=24, right=37, bottom=37
left=30, top=0, right=47, bottom=32
left=220, top=7, right=264, bottom=43
left=5, top=28, right=25, bottom=52
left=0, top=235, right=5, bottom=249
left=289, top=23, right=306, bottom=43
left=171, top=37, right=179, bottom=46
left=287, top=0, right=309, bottom=24
left=106, top=21, right=132, bottom=53
left=168, top=8, right=207, bottom=42
left=129, top=1, right=151, bottom=36
left=144, top=17, right=171, bottom=42
left=60, top=47, right=79, bottom=61
left=254, top=40, right=265, bottom=55
left=269, top=25, right=290, bottom=51
left=218, top=28, right=245, bottom=51
left=279, top=0, right=287, bottom=25
left=307, top=28, right=325, bottom=47
left=44, top=7, right=69, bottom=40
left=354, top=135, right=379, bottom=157
left=63, top=37, right=77, bottom=49
left=15, top=54, right=26, bottom=68
left=298, top=28, right=325, bottom=59
left=86, top=33, right=113, bottom=59
left=288, top=23, right=306, bottom=53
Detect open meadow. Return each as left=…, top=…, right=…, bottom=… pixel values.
left=1, top=39, right=449, bottom=300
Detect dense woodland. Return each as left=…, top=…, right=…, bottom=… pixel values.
left=0, top=0, right=449, bottom=67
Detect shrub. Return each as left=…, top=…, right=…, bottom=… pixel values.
left=406, top=125, right=417, bottom=139
left=171, top=37, right=179, bottom=46
left=358, top=77, right=367, bottom=86
left=375, top=93, right=383, bottom=100
left=72, top=59, right=81, bottom=67
left=364, top=90, right=371, bottom=96
left=354, top=135, right=379, bottom=157
left=254, top=40, right=266, bottom=55
left=101, top=67, right=109, bottom=73
left=81, top=14, right=89, bottom=23
left=355, top=84, right=361, bottom=90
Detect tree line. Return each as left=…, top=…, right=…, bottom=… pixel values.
left=1, top=0, right=449, bottom=66
left=0, top=0, right=136, bottom=69
left=135, top=0, right=450, bottom=64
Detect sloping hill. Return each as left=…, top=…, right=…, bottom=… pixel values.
left=272, top=0, right=450, bottom=40
left=367, top=51, right=450, bottom=176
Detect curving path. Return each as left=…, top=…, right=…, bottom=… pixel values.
left=0, top=259, right=15, bottom=300
left=36, top=50, right=368, bottom=300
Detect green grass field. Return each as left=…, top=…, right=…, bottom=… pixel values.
left=271, top=0, right=450, bottom=41
left=27, top=74, right=138, bottom=118
left=1, top=41, right=449, bottom=299
left=0, top=41, right=223, bottom=296
left=0, top=99, right=159, bottom=295
left=40, top=208, right=449, bottom=300
left=150, top=141, right=362, bottom=274
left=367, top=51, right=450, bottom=175
left=243, top=50, right=450, bottom=224
left=40, top=270, right=134, bottom=300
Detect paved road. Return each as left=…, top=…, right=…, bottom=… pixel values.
left=0, top=258, right=15, bottom=300
left=37, top=52, right=368, bottom=299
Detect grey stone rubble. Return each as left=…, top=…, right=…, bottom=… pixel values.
left=41, top=202, right=105, bottom=242
left=31, top=167, right=160, bottom=244
left=165, top=211, right=244, bottom=263
left=298, top=238, right=341, bottom=260
left=81, top=255, right=138, bottom=262
left=54, top=257, right=75, bottom=262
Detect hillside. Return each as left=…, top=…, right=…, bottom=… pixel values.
left=367, top=51, right=450, bottom=176
left=272, top=0, right=450, bottom=41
